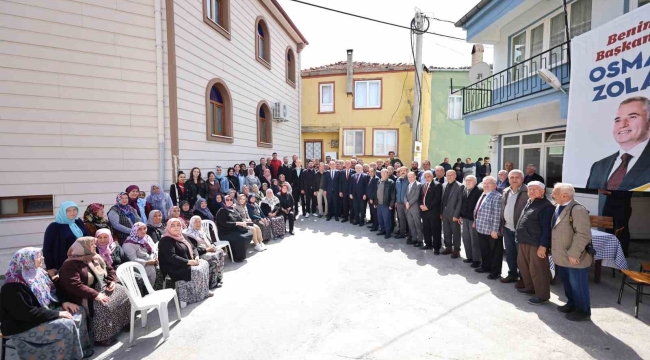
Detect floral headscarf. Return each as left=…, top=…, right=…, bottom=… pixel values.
left=94, top=229, right=116, bottom=267
left=83, top=203, right=109, bottom=230
left=183, top=216, right=210, bottom=247
left=124, top=222, right=152, bottom=255
left=4, top=247, right=58, bottom=307
left=193, top=198, right=214, bottom=221
left=261, top=189, right=280, bottom=208
left=115, top=192, right=137, bottom=223
left=55, top=201, right=84, bottom=238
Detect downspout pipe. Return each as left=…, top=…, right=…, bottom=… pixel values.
left=154, top=0, right=165, bottom=188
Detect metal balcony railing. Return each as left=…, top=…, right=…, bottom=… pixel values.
left=452, top=41, right=571, bottom=115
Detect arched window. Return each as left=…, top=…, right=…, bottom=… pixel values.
left=255, top=17, right=271, bottom=69
left=257, top=101, right=272, bottom=147
left=205, top=79, right=233, bottom=143
left=286, top=47, right=296, bottom=87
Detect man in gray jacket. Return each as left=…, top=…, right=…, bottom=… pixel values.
left=500, top=170, right=529, bottom=287
left=441, top=170, right=464, bottom=258
left=404, top=171, right=423, bottom=245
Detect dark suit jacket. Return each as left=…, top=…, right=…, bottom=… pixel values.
left=366, top=175, right=379, bottom=201
left=421, top=182, right=442, bottom=215
left=280, top=165, right=293, bottom=183
left=338, top=168, right=355, bottom=195
left=586, top=142, right=650, bottom=190
left=300, top=168, right=316, bottom=192
left=524, top=173, right=545, bottom=185
left=324, top=170, right=340, bottom=194
left=350, top=173, right=367, bottom=199
left=291, top=168, right=304, bottom=195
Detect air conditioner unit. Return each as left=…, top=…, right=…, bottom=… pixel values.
left=272, top=102, right=289, bottom=122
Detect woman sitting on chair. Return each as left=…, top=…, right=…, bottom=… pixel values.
left=234, top=194, right=268, bottom=246
left=183, top=216, right=225, bottom=288
left=0, top=248, right=93, bottom=360
left=147, top=210, right=166, bottom=244
left=215, top=195, right=255, bottom=262
left=193, top=198, right=214, bottom=221
left=58, top=237, right=131, bottom=347
left=157, top=218, right=213, bottom=306
left=260, top=189, right=286, bottom=239
left=122, top=222, right=163, bottom=291
left=95, top=228, right=126, bottom=270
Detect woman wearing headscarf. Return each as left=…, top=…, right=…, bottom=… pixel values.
left=170, top=171, right=193, bottom=206
left=43, top=201, right=90, bottom=278
left=260, top=189, right=286, bottom=239
left=95, top=229, right=126, bottom=270
left=83, top=203, right=109, bottom=235
left=158, top=218, right=212, bottom=306
left=226, top=167, right=240, bottom=195
left=244, top=168, right=260, bottom=191
left=215, top=195, right=254, bottom=262
left=167, top=205, right=181, bottom=222
left=193, top=198, right=214, bottom=221
left=146, top=184, right=173, bottom=221
left=126, top=185, right=148, bottom=220
left=178, top=200, right=193, bottom=227
left=215, top=166, right=229, bottom=194
left=107, top=192, right=142, bottom=245
left=186, top=167, right=206, bottom=208
left=278, top=184, right=295, bottom=235
left=234, top=164, right=245, bottom=193
left=147, top=210, right=166, bottom=243
left=0, top=248, right=93, bottom=360
left=58, top=237, right=131, bottom=347
left=260, top=168, right=273, bottom=189
left=205, top=171, right=222, bottom=214
left=252, top=184, right=264, bottom=204
left=183, top=216, right=225, bottom=288
left=245, top=194, right=273, bottom=242
left=234, top=194, right=267, bottom=250
left=122, top=222, right=162, bottom=290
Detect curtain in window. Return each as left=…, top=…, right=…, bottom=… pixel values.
left=322, top=86, right=332, bottom=104
left=355, top=82, right=367, bottom=108
left=549, top=13, right=566, bottom=65
left=354, top=131, right=364, bottom=154
left=344, top=132, right=355, bottom=155
left=374, top=132, right=385, bottom=154
left=571, top=0, right=592, bottom=38
left=369, top=82, right=380, bottom=107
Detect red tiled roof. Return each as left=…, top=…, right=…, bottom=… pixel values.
left=302, top=61, right=416, bottom=75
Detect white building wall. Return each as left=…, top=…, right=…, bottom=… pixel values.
left=172, top=0, right=301, bottom=173
left=0, top=0, right=161, bottom=265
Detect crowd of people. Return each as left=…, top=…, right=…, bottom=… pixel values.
left=0, top=151, right=595, bottom=360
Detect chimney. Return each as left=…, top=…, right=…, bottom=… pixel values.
left=346, top=49, right=353, bottom=95
left=471, top=44, right=484, bottom=65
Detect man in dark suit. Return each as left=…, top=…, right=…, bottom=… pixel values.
left=324, top=161, right=340, bottom=221
left=441, top=170, right=464, bottom=258
left=366, top=168, right=380, bottom=230
left=524, top=164, right=544, bottom=185
left=255, top=157, right=267, bottom=177
left=475, top=158, right=484, bottom=183
left=280, top=156, right=293, bottom=184
left=373, top=169, right=396, bottom=239
left=291, top=159, right=305, bottom=217
left=586, top=96, right=650, bottom=191
left=338, top=160, right=355, bottom=223
left=301, top=160, right=317, bottom=217
left=350, top=164, right=368, bottom=226
left=419, top=170, right=443, bottom=252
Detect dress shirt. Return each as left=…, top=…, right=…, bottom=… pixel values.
left=607, top=138, right=649, bottom=180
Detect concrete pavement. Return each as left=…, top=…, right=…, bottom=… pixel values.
left=74, top=215, right=649, bottom=360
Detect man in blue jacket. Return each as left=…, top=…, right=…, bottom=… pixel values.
left=366, top=168, right=380, bottom=230
left=324, top=160, right=340, bottom=221
left=349, top=164, right=368, bottom=226
left=338, top=160, right=355, bottom=223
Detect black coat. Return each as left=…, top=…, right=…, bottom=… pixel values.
left=460, top=186, right=483, bottom=220
left=338, top=168, right=355, bottom=196
left=291, top=168, right=305, bottom=195
left=186, top=179, right=207, bottom=206
left=301, top=168, right=316, bottom=193
left=43, top=219, right=90, bottom=272
left=421, top=182, right=443, bottom=215
left=280, top=165, right=293, bottom=183
left=170, top=183, right=193, bottom=206
left=524, top=173, right=545, bottom=185
left=278, top=193, right=294, bottom=212
left=0, top=282, right=67, bottom=336
left=158, top=235, right=200, bottom=282
left=147, top=225, right=165, bottom=243
left=215, top=207, right=252, bottom=262
left=366, top=175, right=380, bottom=200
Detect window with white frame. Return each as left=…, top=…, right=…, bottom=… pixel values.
left=373, top=129, right=397, bottom=156
left=501, top=130, right=566, bottom=187
left=448, top=93, right=462, bottom=120
left=570, top=0, right=592, bottom=38
left=319, top=83, right=334, bottom=113
left=354, top=80, right=381, bottom=109
left=343, top=129, right=364, bottom=156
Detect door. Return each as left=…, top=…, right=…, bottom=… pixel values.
left=304, top=140, right=323, bottom=162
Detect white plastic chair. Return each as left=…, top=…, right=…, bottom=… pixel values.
left=201, top=220, right=234, bottom=262
left=116, top=262, right=182, bottom=342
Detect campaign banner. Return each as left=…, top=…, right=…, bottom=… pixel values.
left=564, top=5, right=650, bottom=191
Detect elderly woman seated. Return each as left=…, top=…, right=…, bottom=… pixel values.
left=95, top=228, right=126, bottom=269
left=158, top=218, right=213, bottom=307
left=261, top=189, right=286, bottom=239
left=234, top=194, right=267, bottom=250
left=245, top=194, right=273, bottom=242
left=58, top=237, right=131, bottom=347
left=183, top=216, right=225, bottom=288
left=215, top=195, right=255, bottom=262
left=147, top=210, right=166, bottom=243
left=0, top=248, right=93, bottom=360
left=122, top=222, right=164, bottom=291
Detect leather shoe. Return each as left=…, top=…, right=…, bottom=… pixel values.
left=369, top=228, right=379, bottom=232
left=406, top=239, right=416, bottom=245
left=470, top=262, right=481, bottom=268
left=451, top=251, right=460, bottom=259
left=515, top=279, right=525, bottom=289
left=384, top=234, right=391, bottom=239
left=440, top=248, right=453, bottom=255
left=421, top=245, right=434, bottom=250
left=527, top=297, right=549, bottom=306
left=566, top=310, right=591, bottom=322
left=517, top=288, right=534, bottom=295
left=395, top=234, right=405, bottom=239
left=341, top=219, right=348, bottom=223
left=326, top=217, right=331, bottom=221
left=500, top=275, right=518, bottom=284
left=463, top=259, right=473, bottom=263
left=414, top=243, right=423, bottom=247
left=335, top=217, right=340, bottom=221
left=83, top=350, right=95, bottom=359
left=474, top=268, right=488, bottom=273
left=557, top=304, right=576, bottom=313
left=433, top=250, right=440, bottom=255
left=487, top=274, right=499, bottom=280
left=359, top=222, right=365, bottom=226
left=377, top=231, right=386, bottom=236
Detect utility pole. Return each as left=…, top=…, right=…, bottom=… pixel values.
left=412, top=9, right=424, bottom=164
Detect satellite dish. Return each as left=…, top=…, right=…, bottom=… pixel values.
left=468, top=61, right=491, bottom=83
left=538, top=68, right=566, bottom=94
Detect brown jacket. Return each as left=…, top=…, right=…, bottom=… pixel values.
left=58, top=259, right=117, bottom=305
left=500, top=184, right=528, bottom=230
left=550, top=200, right=593, bottom=268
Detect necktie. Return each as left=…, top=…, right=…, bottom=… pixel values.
left=331, top=171, right=334, bottom=179
left=607, top=153, right=633, bottom=190
left=346, top=170, right=349, bottom=180
left=552, top=205, right=566, bottom=226
left=423, top=183, right=429, bottom=202
left=356, top=174, right=360, bottom=183
left=474, top=194, right=486, bottom=219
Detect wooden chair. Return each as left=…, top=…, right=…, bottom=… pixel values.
left=589, top=215, right=614, bottom=229
left=641, top=262, right=650, bottom=273
left=617, top=270, right=650, bottom=318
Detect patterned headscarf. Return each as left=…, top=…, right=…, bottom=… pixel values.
left=124, top=222, right=152, bottom=254
left=193, top=198, right=214, bottom=221
left=115, top=192, right=137, bottom=224
left=4, top=247, right=58, bottom=307
left=83, top=203, right=109, bottom=230
left=164, top=218, right=195, bottom=256
left=55, top=201, right=84, bottom=239
left=94, top=229, right=116, bottom=266
left=125, top=185, right=142, bottom=217
left=183, top=216, right=210, bottom=247
left=67, top=237, right=107, bottom=281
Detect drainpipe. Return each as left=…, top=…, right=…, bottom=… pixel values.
left=154, top=0, right=165, bottom=188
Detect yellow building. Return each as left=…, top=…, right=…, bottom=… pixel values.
left=301, top=55, right=431, bottom=164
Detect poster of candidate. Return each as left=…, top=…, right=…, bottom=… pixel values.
left=564, top=5, right=650, bottom=191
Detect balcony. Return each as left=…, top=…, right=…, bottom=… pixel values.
left=453, top=41, right=570, bottom=115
